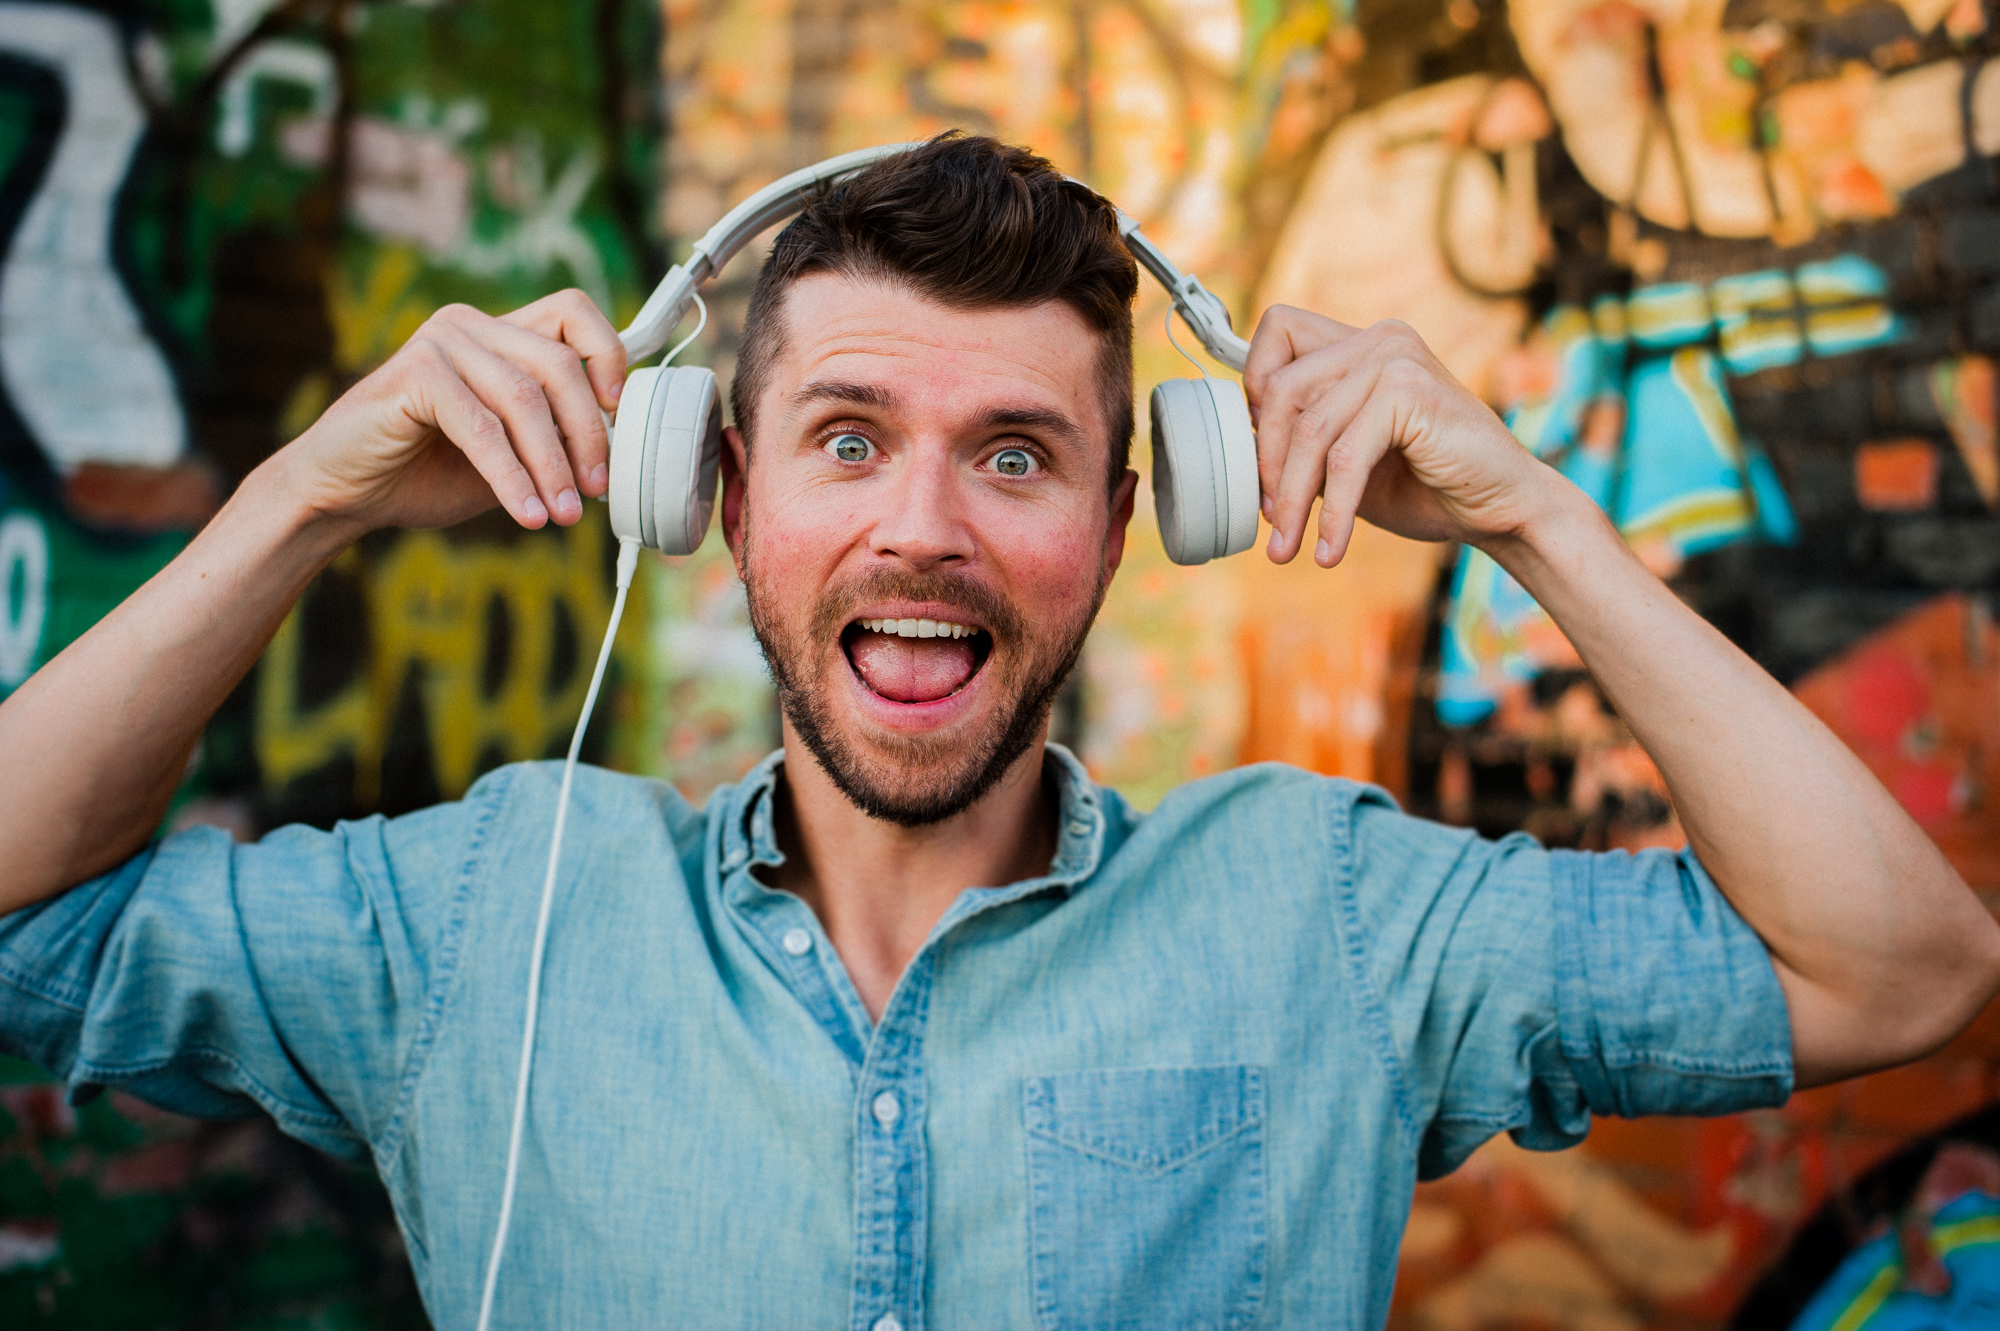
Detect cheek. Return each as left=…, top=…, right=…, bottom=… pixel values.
left=982, top=499, right=1108, bottom=611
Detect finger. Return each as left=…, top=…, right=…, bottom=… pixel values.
left=428, top=324, right=583, bottom=524
left=1243, top=305, right=1359, bottom=419
left=1250, top=323, right=1384, bottom=512
left=406, top=343, right=550, bottom=528
left=1312, top=389, right=1404, bottom=568
left=1258, top=348, right=1381, bottom=554
left=502, top=289, right=628, bottom=412
left=461, top=316, right=612, bottom=499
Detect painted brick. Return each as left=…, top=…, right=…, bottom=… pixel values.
left=1765, top=588, right=1935, bottom=682
left=1966, top=282, right=2000, bottom=351
left=1940, top=206, right=2000, bottom=277
left=1893, top=304, right=1962, bottom=364
left=1854, top=439, right=1940, bottom=512
left=1894, top=364, right=1949, bottom=430
left=1858, top=215, right=1932, bottom=299
left=1880, top=516, right=2000, bottom=585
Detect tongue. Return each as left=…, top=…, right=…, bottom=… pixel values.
left=850, top=632, right=977, bottom=703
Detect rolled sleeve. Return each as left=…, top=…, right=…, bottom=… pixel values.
left=1550, top=846, right=1793, bottom=1120
left=1344, top=787, right=1793, bottom=1179
left=0, top=777, right=501, bottom=1162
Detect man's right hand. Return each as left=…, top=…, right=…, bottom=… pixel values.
left=275, top=289, right=627, bottom=535
left=0, top=289, right=630, bottom=913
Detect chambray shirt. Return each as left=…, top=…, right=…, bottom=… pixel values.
left=0, top=747, right=1792, bottom=1330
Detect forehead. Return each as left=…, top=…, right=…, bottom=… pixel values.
left=761, top=272, right=1107, bottom=441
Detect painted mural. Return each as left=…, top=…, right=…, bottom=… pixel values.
left=0, top=0, right=660, bottom=1319
left=2, top=0, right=2000, bottom=1323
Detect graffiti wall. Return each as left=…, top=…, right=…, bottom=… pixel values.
left=0, top=0, right=661, bottom=1320
left=654, top=0, right=2000, bottom=1325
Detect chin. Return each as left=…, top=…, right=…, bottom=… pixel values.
left=743, top=558, right=1098, bottom=827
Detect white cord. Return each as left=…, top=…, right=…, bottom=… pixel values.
left=659, top=291, right=708, bottom=368
left=1165, top=307, right=1211, bottom=379
left=476, top=535, right=643, bottom=1331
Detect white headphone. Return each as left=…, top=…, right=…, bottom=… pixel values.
left=607, top=143, right=1260, bottom=566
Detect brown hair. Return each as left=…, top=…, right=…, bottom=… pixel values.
left=730, top=133, right=1139, bottom=488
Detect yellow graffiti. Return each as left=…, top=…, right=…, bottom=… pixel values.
left=257, top=513, right=622, bottom=804
left=328, top=244, right=432, bottom=373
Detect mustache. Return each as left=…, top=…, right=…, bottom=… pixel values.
left=810, top=567, right=1025, bottom=646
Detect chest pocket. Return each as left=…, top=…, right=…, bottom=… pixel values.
left=1023, top=1065, right=1267, bottom=1331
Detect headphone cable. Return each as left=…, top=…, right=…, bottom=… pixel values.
left=475, top=533, right=642, bottom=1331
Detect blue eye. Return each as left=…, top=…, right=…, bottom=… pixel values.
left=993, top=448, right=1036, bottom=476
left=828, top=433, right=872, bottom=463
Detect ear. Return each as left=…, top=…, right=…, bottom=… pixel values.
left=721, top=424, right=749, bottom=572
left=1102, top=467, right=1139, bottom=577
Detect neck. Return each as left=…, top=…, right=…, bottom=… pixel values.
left=768, top=725, right=1058, bottom=1022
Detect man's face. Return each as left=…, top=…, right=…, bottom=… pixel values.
left=723, top=272, right=1137, bottom=825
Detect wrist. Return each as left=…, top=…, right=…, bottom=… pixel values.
left=243, top=447, right=370, bottom=552
left=1471, top=471, right=1624, bottom=588
left=221, top=454, right=367, bottom=576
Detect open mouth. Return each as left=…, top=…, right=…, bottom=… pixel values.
left=841, top=615, right=993, bottom=704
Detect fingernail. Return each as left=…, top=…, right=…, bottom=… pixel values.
left=1267, top=529, right=1284, bottom=557
left=1316, top=538, right=1332, bottom=564
left=523, top=495, right=548, bottom=523
left=557, top=488, right=580, bottom=519
left=588, top=463, right=608, bottom=491
left=608, top=378, right=622, bottom=403
left=1260, top=495, right=1272, bottom=519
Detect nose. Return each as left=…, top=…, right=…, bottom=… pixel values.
left=869, top=445, right=974, bottom=571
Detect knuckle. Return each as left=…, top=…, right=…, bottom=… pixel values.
left=1381, top=357, right=1430, bottom=393
left=503, top=374, right=547, bottom=411
left=472, top=408, right=507, bottom=440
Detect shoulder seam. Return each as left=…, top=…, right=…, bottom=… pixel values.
left=1320, top=778, right=1423, bottom=1148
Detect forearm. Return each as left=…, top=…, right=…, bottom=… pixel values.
left=0, top=459, right=355, bottom=914
left=1484, top=485, right=2000, bottom=1082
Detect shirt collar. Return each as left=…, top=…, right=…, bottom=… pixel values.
left=716, top=742, right=1107, bottom=897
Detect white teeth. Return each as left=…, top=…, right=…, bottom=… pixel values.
left=858, top=617, right=980, bottom=639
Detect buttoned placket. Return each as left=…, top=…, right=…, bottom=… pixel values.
left=714, top=750, right=1108, bottom=1331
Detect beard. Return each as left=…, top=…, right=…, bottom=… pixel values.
left=743, top=542, right=1103, bottom=828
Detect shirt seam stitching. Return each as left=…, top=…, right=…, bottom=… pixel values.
left=372, top=764, right=512, bottom=1171
left=1324, top=781, right=1422, bottom=1146
left=74, top=1046, right=356, bottom=1134
left=0, top=957, right=87, bottom=1013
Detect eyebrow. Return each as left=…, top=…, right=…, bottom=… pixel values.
left=787, top=380, right=901, bottom=417
left=786, top=382, right=1089, bottom=452
left=972, top=405, right=1088, bottom=451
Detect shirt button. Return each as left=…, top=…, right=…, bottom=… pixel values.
left=1067, top=821, right=1091, bottom=837
left=872, top=1091, right=901, bottom=1126
left=872, top=1316, right=903, bottom=1331
left=780, top=928, right=813, bottom=956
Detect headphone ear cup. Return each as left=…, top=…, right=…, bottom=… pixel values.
left=607, top=365, right=723, bottom=555
left=1206, top=377, right=1260, bottom=559
left=1149, top=377, right=1261, bottom=565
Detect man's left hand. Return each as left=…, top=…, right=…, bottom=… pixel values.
left=1242, top=305, right=1560, bottom=566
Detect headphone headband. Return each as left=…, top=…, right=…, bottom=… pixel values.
left=618, top=143, right=1249, bottom=372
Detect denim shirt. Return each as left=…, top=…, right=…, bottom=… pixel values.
left=0, top=747, right=1792, bottom=1329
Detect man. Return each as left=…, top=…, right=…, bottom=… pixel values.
left=0, top=135, right=1992, bottom=1329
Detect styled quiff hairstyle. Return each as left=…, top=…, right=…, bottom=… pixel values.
left=730, top=133, right=1140, bottom=486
